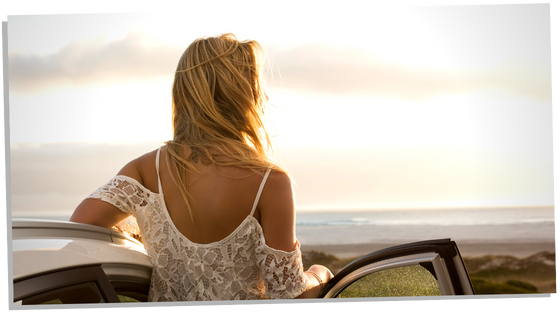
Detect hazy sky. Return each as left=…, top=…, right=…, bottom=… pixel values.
left=5, top=3, right=554, bottom=216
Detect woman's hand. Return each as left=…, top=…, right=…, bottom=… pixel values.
left=296, top=264, right=334, bottom=298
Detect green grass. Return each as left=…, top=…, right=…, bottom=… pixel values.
left=470, top=278, right=538, bottom=294
left=463, top=252, right=556, bottom=294
left=338, top=265, right=441, bottom=298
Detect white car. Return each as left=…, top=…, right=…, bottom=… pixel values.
left=12, top=219, right=152, bottom=304
left=11, top=219, right=474, bottom=306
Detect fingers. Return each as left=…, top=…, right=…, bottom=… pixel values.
left=308, top=264, right=334, bottom=283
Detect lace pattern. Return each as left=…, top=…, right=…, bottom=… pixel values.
left=87, top=175, right=309, bottom=301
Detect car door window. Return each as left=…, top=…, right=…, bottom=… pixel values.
left=16, top=281, right=106, bottom=305
left=321, top=239, right=475, bottom=298
left=103, top=264, right=152, bottom=302
left=111, top=282, right=149, bottom=302
left=337, top=264, right=441, bottom=298
left=13, top=265, right=121, bottom=305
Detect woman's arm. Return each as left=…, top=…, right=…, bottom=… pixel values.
left=70, top=157, right=143, bottom=228
left=258, top=170, right=299, bottom=251
left=258, top=170, right=333, bottom=298
left=70, top=198, right=129, bottom=228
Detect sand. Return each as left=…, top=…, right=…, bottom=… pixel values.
left=301, top=241, right=556, bottom=259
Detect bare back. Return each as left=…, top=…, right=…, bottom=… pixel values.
left=130, top=146, right=282, bottom=245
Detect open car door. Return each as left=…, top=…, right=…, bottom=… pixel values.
left=320, top=239, right=474, bottom=298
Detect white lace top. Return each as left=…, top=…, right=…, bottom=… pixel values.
left=87, top=148, right=309, bottom=301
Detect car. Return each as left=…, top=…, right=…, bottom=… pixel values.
left=10, top=219, right=474, bottom=306
left=11, top=219, right=152, bottom=305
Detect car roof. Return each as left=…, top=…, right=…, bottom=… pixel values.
left=11, top=219, right=152, bottom=280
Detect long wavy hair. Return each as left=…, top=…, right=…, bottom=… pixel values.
left=165, top=33, right=279, bottom=221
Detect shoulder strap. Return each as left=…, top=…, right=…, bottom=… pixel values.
left=249, top=168, right=272, bottom=217
left=155, top=147, right=163, bottom=194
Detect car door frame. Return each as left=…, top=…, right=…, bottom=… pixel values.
left=319, top=238, right=474, bottom=298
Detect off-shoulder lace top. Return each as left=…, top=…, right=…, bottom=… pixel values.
left=87, top=148, right=309, bottom=301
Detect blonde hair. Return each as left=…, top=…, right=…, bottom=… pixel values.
left=165, top=33, right=279, bottom=221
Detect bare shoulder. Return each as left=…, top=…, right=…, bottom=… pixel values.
left=117, top=148, right=160, bottom=185
left=258, top=169, right=296, bottom=251
left=70, top=148, right=161, bottom=228
left=259, top=169, right=295, bottom=217
left=263, top=170, right=293, bottom=198
left=264, top=169, right=293, bottom=194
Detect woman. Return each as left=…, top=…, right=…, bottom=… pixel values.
left=70, top=33, right=333, bottom=301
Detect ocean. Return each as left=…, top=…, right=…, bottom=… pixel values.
left=15, top=206, right=555, bottom=246
left=295, top=206, right=555, bottom=245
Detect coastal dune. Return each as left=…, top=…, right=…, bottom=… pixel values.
left=301, top=241, right=557, bottom=259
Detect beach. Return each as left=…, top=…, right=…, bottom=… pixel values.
left=295, top=207, right=555, bottom=259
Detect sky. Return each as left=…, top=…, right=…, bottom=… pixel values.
left=3, top=2, right=555, bottom=217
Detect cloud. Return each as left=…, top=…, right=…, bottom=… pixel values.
left=9, top=141, right=553, bottom=216
left=9, top=141, right=161, bottom=216
left=9, top=37, right=551, bottom=102
left=281, top=145, right=554, bottom=209
left=268, top=43, right=552, bottom=102
left=10, top=141, right=161, bottom=196
left=9, top=31, right=184, bottom=93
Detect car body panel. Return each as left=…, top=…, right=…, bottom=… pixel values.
left=12, top=219, right=151, bottom=281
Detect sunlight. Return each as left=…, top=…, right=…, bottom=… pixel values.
left=10, top=78, right=173, bottom=143
left=267, top=91, right=481, bottom=149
